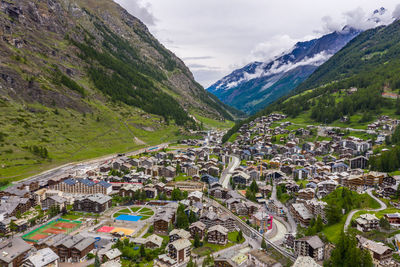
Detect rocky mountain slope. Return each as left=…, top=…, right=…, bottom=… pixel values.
left=0, top=0, right=238, bottom=181
left=0, top=0, right=239, bottom=123
left=208, top=8, right=393, bottom=115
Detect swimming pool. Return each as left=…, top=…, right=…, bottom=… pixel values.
left=115, top=214, right=142, bottom=222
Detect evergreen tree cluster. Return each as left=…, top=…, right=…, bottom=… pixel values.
left=245, top=180, right=259, bottom=202
left=370, top=126, right=400, bottom=172
left=68, top=20, right=196, bottom=127
left=29, top=145, right=49, bottom=159
left=324, top=232, right=373, bottom=267
left=175, top=203, right=198, bottom=229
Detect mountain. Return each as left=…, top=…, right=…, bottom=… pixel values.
left=208, top=7, right=395, bottom=115
left=222, top=18, right=400, bottom=143
left=207, top=27, right=361, bottom=114
left=0, top=0, right=239, bottom=181
left=0, top=0, right=242, bottom=123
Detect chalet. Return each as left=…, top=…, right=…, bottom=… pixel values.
left=145, top=235, right=163, bottom=249
left=70, top=238, right=95, bottom=262
left=73, top=194, right=112, bottom=213
left=207, top=225, right=228, bottom=245
left=294, top=235, right=325, bottom=261
left=153, top=207, right=176, bottom=235
left=350, top=156, right=368, bottom=169
left=187, top=191, right=203, bottom=203
left=0, top=237, right=32, bottom=267
left=252, top=211, right=273, bottom=232
left=208, top=166, right=220, bottom=177
left=201, top=174, right=219, bottom=185
left=169, top=229, right=191, bottom=242
left=168, top=238, right=191, bottom=264
left=297, top=188, right=315, bottom=201
left=248, top=249, right=280, bottom=267
left=290, top=203, right=313, bottom=226
left=357, top=235, right=393, bottom=266
left=189, top=221, right=206, bottom=240
left=143, top=187, right=157, bottom=199
left=41, top=195, right=67, bottom=211
left=200, top=211, right=236, bottom=231
left=22, top=248, right=59, bottom=267
left=356, top=214, right=379, bottom=232
left=103, top=248, right=122, bottom=262
left=384, top=213, right=400, bottom=226
left=232, top=171, right=250, bottom=186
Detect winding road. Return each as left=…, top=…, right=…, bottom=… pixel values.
left=220, top=155, right=240, bottom=188
left=344, top=188, right=387, bottom=232
left=271, top=184, right=297, bottom=233
left=207, top=197, right=296, bottom=261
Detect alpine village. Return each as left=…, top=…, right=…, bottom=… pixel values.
left=2, top=1, right=400, bottom=267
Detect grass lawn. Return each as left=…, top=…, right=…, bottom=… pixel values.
left=278, top=193, right=292, bottom=204
left=192, top=241, right=234, bottom=256
left=62, top=213, right=82, bottom=220
left=131, top=207, right=141, bottom=212
left=192, top=114, right=234, bottom=130
left=139, top=207, right=152, bottom=213
left=174, top=174, right=191, bottom=181
left=118, top=208, right=131, bottom=213
left=228, top=133, right=239, bottom=143
left=228, top=231, right=245, bottom=244
left=140, top=216, right=151, bottom=220
left=322, top=215, right=347, bottom=244
left=296, top=180, right=308, bottom=187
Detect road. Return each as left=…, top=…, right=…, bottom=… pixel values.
left=207, top=197, right=296, bottom=261
left=220, top=155, right=240, bottom=188
left=271, top=184, right=297, bottom=233
left=13, top=143, right=170, bottom=185
left=344, top=188, right=387, bottom=232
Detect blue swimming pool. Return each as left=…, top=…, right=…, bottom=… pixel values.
left=115, top=214, right=142, bottom=222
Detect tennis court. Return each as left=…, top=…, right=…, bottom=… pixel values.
left=115, top=214, right=142, bottom=222
left=22, top=219, right=82, bottom=242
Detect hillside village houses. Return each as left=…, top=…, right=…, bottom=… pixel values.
left=0, top=111, right=399, bottom=266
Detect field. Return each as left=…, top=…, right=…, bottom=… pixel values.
left=0, top=100, right=195, bottom=182
left=192, top=114, right=234, bottom=130
left=192, top=241, right=234, bottom=256
left=22, top=219, right=81, bottom=242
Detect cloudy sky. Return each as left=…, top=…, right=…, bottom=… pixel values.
left=114, top=0, right=400, bottom=88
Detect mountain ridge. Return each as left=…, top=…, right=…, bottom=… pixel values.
left=207, top=27, right=361, bottom=114
left=222, top=18, right=400, bottom=142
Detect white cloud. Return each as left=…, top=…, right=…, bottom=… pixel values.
left=115, top=0, right=156, bottom=26
left=321, top=16, right=342, bottom=33
left=393, top=4, right=400, bottom=19
left=249, top=35, right=298, bottom=62
left=115, top=0, right=400, bottom=87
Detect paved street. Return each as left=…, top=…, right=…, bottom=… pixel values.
left=271, top=184, right=297, bottom=233
left=344, top=188, right=387, bottom=232
left=220, top=155, right=240, bottom=188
